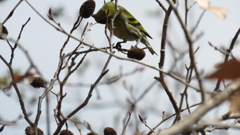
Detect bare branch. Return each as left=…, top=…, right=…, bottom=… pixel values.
left=166, top=0, right=206, bottom=102
left=155, top=78, right=240, bottom=135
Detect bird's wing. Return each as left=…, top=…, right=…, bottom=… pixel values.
left=120, top=6, right=152, bottom=39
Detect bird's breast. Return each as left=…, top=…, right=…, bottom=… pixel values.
left=107, top=20, right=139, bottom=41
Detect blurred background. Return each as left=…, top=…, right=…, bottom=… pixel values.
left=0, top=0, right=240, bottom=134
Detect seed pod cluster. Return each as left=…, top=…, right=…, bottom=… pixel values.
left=80, top=0, right=96, bottom=18
left=87, top=132, right=97, bottom=135
left=25, top=126, right=44, bottom=135
left=29, top=77, right=46, bottom=88
left=104, top=127, right=117, bottom=135
left=60, top=130, right=74, bottom=135
left=127, top=47, right=146, bottom=60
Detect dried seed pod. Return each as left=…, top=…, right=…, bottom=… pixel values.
left=59, top=129, right=74, bottom=135
left=104, top=127, right=117, bottom=135
left=127, top=47, right=146, bottom=60
left=87, top=132, right=97, bottom=135
left=0, top=24, right=8, bottom=39
left=29, top=77, right=46, bottom=88
left=25, top=126, right=44, bottom=135
left=80, top=0, right=96, bottom=18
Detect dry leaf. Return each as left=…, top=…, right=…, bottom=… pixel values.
left=12, top=72, right=35, bottom=83
left=207, top=6, right=229, bottom=19
left=207, top=59, right=240, bottom=80
left=195, top=0, right=228, bottom=19
left=195, top=0, right=209, bottom=9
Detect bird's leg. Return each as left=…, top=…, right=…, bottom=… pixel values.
left=134, top=38, right=141, bottom=47
left=115, top=40, right=126, bottom=52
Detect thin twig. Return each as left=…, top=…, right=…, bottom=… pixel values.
left=208, top=42, right=229, bottom=56
left=173, top=47, right=200, bottom=124
left=166, top=0, right=206, bottom=102
left=9, top=18, right=31, bottom=66
left=53, top=53, right=112, bottom=134
left=156, top=0, right=167, bottom=12
left=0, top=55, right=33, bottom=126
left=2, top=0, right=23, bottom=24
left=158, top=0, right=179, bottom=114
left=122, top=104, right=135, bottom=135
left=214, top=28, right=240, bottom=91
left=191, top=10, right=206, bottom=34
left=24, top=0, right=62, bottom=31
left=147, top=103, right=201, bottom=135
left=157, top=78, right=240, bottom=135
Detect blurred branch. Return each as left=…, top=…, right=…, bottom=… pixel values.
left=57, top=10, right=83, bottom=57
left=172, top=64, right=194, bottom=124
left=15, top=32, right=51, bottom=134
left=24, top=0, right=62, bottom=31
left=0, top=18, right=34, bottom=127
left=55, top=66, right=144, bottom=87
left=155, top=0, right=167, bottom=12
left=135, top=80, right=158, bottom=102
left=51, top=13, right=93, bottom=128
left=155, top=78, right=240, bottom=135
left=148, top=103, right=201, bottom=134
left=53, top=52, right=112, bottom=134
left=184, top=0, right=188, bottom=26
left=122, top=104, right=135, bottom=135
left=191, top=10, right=206, bottom=34
left=214, top=28, right=240, bottom=92
left=158, top=0, right=179, bottom=115
left=138, top=114, right=155, bottom=133
left=193, top=112, right=240, bottom=132
left=173, top=47, right=200, bottom=124
left=2, top=0, right=23, bottom=24
left=208, top=42, right=229, bottom=56
left=166, top=0, right=206, bottom=102
left=0, top=55, right=33, bottom=126
left=55, top=49, right=89, bottom=124
left=9, top=18, right=31, bottom=66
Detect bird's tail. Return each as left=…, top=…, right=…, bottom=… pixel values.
left=141, top=37, right=157, bottom=55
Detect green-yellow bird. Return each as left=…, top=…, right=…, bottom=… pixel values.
left=92, top=1, right=157, bottom=55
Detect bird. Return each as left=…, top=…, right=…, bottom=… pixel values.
left=92, top=1, right=157, bottom=55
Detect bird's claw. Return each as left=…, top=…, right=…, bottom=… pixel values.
left=116, top=42, right=122, bottom=52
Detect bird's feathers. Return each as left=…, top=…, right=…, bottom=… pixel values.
left=92, top=2, right=156, bottom=55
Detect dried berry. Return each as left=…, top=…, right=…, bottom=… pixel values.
left=29, top=77, right=46, bottom=88
left=0, top=24, right=8, bottom=39
left=104, top=127, right=117, bottom=135
left=60, top=130, right=74, bottom=135
left=25, top=126, right=44, bottom=135
left=127, top=47, right=146, bottom=60
left=80, top=0, right=96, bottom=18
